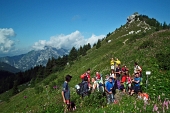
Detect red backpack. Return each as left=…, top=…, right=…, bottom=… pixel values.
left=80, top=73, right=86, bottom=79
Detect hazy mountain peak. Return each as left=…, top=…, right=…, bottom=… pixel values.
left=0, top=46, right=68, bottom=71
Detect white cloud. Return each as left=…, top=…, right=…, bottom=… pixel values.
left=0, top=28, right=15, bottom=53
left=32, top=30, right=105, bottom=50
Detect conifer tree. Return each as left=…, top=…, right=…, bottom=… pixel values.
left=96, top=39, right=101, bottom=49
left=69, top=47, right=78, bottom=61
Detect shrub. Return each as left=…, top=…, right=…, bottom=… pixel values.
left=156, top=53, right=170, bottom=70
left=138, top=40, right=154, bottom=49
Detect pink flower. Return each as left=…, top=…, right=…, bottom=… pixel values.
left=24, top=96, right=27, bottom=99
left=53, top=86, right=57, bottom=89
left=163, top=100, right=169, bottom=109
left=153, top=104, right=158, bottom=112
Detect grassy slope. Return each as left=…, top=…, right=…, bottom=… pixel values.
left=0, top=20, right=170, bottom=113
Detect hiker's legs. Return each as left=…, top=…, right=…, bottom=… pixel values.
left=106, top=93, right=114, bottom=104
left=134, top=86, right=140, bottom=94
left=110, top=93, right=114, bottom=103
left=106, top=93, right=110, bottom=104
left=64, top=100, right=71, bottom=112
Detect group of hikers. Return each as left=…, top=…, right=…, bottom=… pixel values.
left=61, top=57, right=149, bottom=111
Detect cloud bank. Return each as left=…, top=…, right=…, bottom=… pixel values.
left=32, top=30, right=105, bottom=50
left=0, top=28, right=15, bottom=53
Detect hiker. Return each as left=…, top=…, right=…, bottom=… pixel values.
left=80, top=68, right=91, bottom=87
left=105, top=77, right=116, bottom=104
left=61, top=75, right=72, bottom=112
left=115, top=64, right=121, bottom=81
left=91, top=77, right=98, bottom=92
left=95, top=71, right=101, bottom=81
left=115, top=58, right=121, bottom=68
left=121, top=65, right=129, bottom=74
left=95, top=71, right=104, bottom=93
left=138, top=90, right=149, bottom=104
left=120, top=71, right=128, bottom=93
left=134, top=62, right=142, bottom=76
left=130, top=73, right=141, bottom=95
left=110, top=70, right=116, bottom=79
left=104, top=74, right=109, bottom=84
left=126, top=72, right=132, bottom=94
left=81, top=76, right=89, bottom=97
left=110, top=58, right=115, bottom=70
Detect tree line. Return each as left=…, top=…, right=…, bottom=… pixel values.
left=139, top=15, right=170, bottom=31
left=0, top=42, right=103, bottom=95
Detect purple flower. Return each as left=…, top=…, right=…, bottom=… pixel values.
left=163, top=100, right=169, bottom=109
left=53, top=86, right=57, bottom=89
left=153, top=104, right=158, bottom=112
left=24, top=96, right=27, bottom=99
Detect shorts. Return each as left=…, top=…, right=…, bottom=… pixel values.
left=65, top=100, right=70, bottom=104
left=120, top=84, right=125, bottom=90
left=133, top=86, right=140, bottom=93
left=111, top=65, right=114, bottom=70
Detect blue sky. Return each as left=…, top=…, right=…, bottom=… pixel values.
left=0, top=0, right=170, bottom=57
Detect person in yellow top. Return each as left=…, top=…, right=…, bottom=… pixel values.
left=110, top=58, right=115, bottom=70
left=115, top=58, right=121, bottom=67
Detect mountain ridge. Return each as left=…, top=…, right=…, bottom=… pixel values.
left=0, top=46, right=69, bottom=71
left=0, top=62, right=20, bottom=73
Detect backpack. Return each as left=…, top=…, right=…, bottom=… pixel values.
left=76, top=81, right=88, bottom=95
left=80, top=73, right=87, bottom=79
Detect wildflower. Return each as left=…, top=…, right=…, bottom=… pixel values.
left=134, top=101, right=136, bottom=105
left=143, top=106, right=146, bottom=110
left=158, top=95, right=160, bottom=100
left=53, top=86, right=57, bottom=89
left=153, top=104, right=158, bottom=112
left=162, top=93, right=165, bottom=96
left=24, top=96, right=27, bottom=99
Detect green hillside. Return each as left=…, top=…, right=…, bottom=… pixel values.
left=0, top=14, right=170, bottom=113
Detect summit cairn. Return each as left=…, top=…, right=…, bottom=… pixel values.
left=127, top=12, right=139, bottom=23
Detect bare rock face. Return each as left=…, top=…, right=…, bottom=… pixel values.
left=127, top=13, right=139, bottom=23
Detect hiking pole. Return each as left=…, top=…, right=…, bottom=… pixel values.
left=146, top=71, right=151, bottom=89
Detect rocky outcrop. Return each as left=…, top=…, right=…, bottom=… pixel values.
left=127, top=13, right=139, bottom=23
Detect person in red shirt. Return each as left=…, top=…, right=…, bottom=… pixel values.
left=120, top=71, right=128, bottom=92
left=80, top=68, right=91, bottom=86
left=95, top=71, right=101, bottom=80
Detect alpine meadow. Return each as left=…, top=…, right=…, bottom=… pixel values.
left=0, top=13, right=170, bottom=113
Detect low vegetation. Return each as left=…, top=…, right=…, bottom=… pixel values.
left=0, top=13, right=170, bottom=113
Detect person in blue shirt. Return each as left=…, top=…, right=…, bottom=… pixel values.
left=130, top=73, right=141, bottom=95
left=62, top=75, right=72, bottom=111
left=105, top=77, right=115, bottom=104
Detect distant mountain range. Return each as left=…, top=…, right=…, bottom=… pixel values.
left=0, top=46, right=69, bottom=71
left=0, top=62, right=21, bottom=73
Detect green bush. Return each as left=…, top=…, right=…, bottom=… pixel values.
left=128, top=33, right=146, bottom=43
left=138, top=40, right=154, bottom=49
left=156, top=53, right=170, bottom=70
